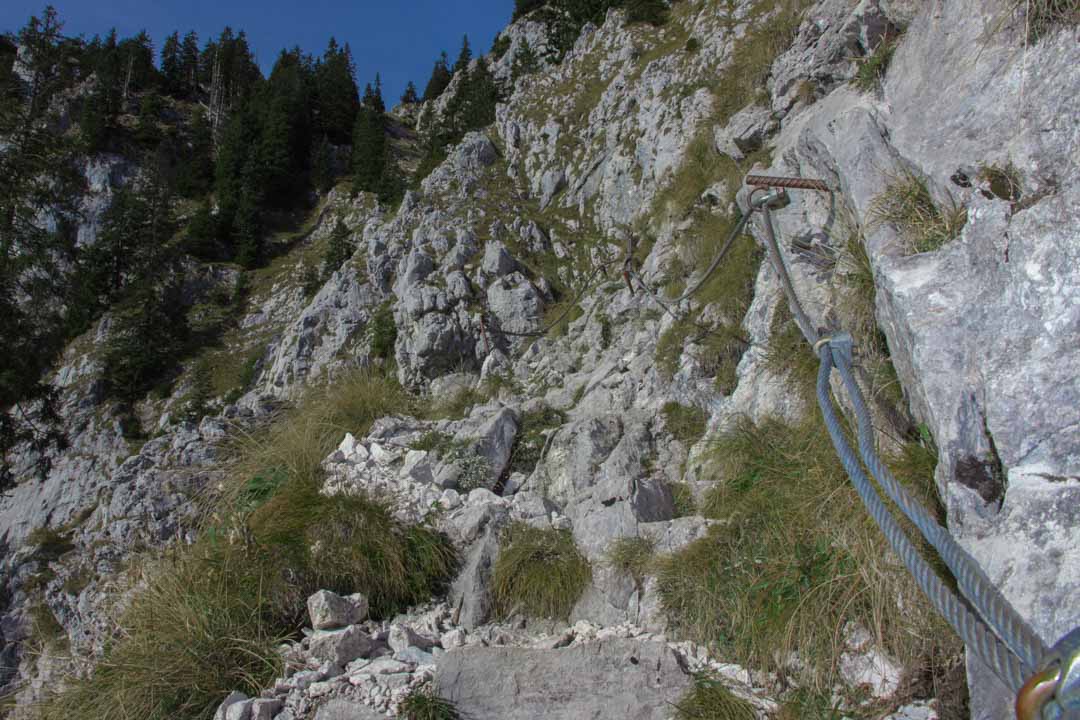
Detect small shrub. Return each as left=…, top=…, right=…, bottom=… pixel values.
left=625, top=0, right=671, bottom=25
left=685, top=37, right=702, bottom=53
left=370, top=301, right=398, bottom=361
left=662, top=402, right=708, bottom=446
left=491, top=34, right=512, bottom=61
left=445, top=446, right=494, bottom=493
left=852, top=37, right=898, bottom=92
left=508, top=406, right=566, bottom=475
left=869, top=171, right=967, bottom=254
left=27, top=527, right=75, bottom=562
left=399, top=684, right=461, bottom=720
left=607, top=535, right=657, bottom=586
left=675, top=677, right=757, bottom=720
left=411, top=431, right=456, bottom=455
left=670, top=481, right=697, bottom=517
left=977, top=161, right=1023, bottom=203
left=492, top=523, right=591, bottom=620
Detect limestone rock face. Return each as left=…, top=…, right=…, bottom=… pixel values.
left=435, top=639, right=693, bottom=720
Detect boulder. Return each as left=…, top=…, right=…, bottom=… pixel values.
left=307, top=590, right=369, bottom=631
left=308, top=625, right=374, bottom=667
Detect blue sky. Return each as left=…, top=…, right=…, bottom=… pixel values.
left=0, top=0, right=512, bottom=103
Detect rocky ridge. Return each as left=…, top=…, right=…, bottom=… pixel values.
left=2, top=0, right=1079, bottom=718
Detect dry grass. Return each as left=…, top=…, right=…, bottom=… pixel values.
left=606, top=535, right=657, bottom=586
left=869, top=171, right=967, bottom=254
left=492, top=523, right=591, bottom=620
left=35, top=369, right=458, bottom=720
left=1019, top=0, right=1080, bottom=37
left=656, top=415, right=960, bottom=694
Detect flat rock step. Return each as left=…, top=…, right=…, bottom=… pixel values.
left=435, top=638, right=692, bottom=720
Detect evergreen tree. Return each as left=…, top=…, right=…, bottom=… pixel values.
left=233, top=180, right=263, bottom=268
left=184, top=199, right=218, bottom=259
left=101, top=279, right=189, bottom=403
left=311, top=134, right=334, bottom=193
left=161, top=31, right=182, bottom=95
left=314, top=37, right=359, bottom=144
left=118, top=31, right=157, bottom=98
left=180, top=31, right=200, bottom=96
left=352, top=81, right=387, bottom=194
left=511, top=40, right=541, bottom=80
left=512, top=0, right=548, bottom=20
left=0, top=21, right=82, bottom=486
left=321, top=218, right=354, bottom=278
left=79, top=85, right=110, bottom=152
left=422, top=52, right=452, bottom=102
left=453, top=35, right=473, bottom=75
left=175, top=108, right=214, bottom=197
left=17, top=5, right=65, bottom=118
left=400, top=81, right=419, bottom=105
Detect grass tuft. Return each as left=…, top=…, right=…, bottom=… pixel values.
left=869, top=171, right=967, bottom=254
left=492, top=523, right=591, bottom=620
left=670, top=481, right=697, bottom=517
left=398, top=684, right=462, bottom=720
left=852, top=37, right=898, bottom=92
left=1019, top=0, right=1080, bottom=38
left=508, top=406, right=566, bottom=476
left=657, top=415, right=960, bottom=693
left=662, top=402, right=708, bottom=446
left=675, top=676, right=757, bottom=720
left=606, top=535, right=657, bottom=586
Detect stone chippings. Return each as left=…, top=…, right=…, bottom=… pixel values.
left=3, top=0, right=1078, bottom=718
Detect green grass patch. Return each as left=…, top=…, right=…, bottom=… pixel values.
left=492, top=523, right=591, bottom=620
left=674, top=676, right=757, bottom=720
left=869, top=171, right=967, bottom=254
left=764, top=302, right=820, bottom=403
left=662, top=402, right=708, bottom=446
left=399, top=684, right=462, bottom=720
left=411, top=431, right=457, bottom=455
left=852, top=37, right=898, bottom=92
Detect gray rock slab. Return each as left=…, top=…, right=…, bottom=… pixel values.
left=313, top=698, right=385, bottom=720
left=436, top=639, right=692, bottom=720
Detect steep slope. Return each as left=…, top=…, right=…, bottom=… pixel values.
left=3, top=1, right=1079, bottom=719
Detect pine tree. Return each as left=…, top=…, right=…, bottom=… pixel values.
left=102, top=280, right=189, bottom=403
left=511, top=39, right=541, bottom=80
left=180, top=31, right=200, bottom=96
left=453, top=35, right=473, bottom=74
left=321, top=218, right=354, bottom=278
left=161, top=31, right=182, bottom=95
left=352, top=81, right=387, bottom=194
left=314, top=37, right=359, bottom=144
left=400, top=81, right=419, bottom=105
left=512, top=0, right=548, bottom=20
left=422, top=52, right=452, bottom=102
left=79, top=85, right=109, bottom=152
left=17, top=6, right=65, bottom=118
left=175, top=108, right=213, bottom=197
left=311, top=134, right=334, bottom=192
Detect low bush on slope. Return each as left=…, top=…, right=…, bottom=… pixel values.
left=35, top=371, right=457, bottom=720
